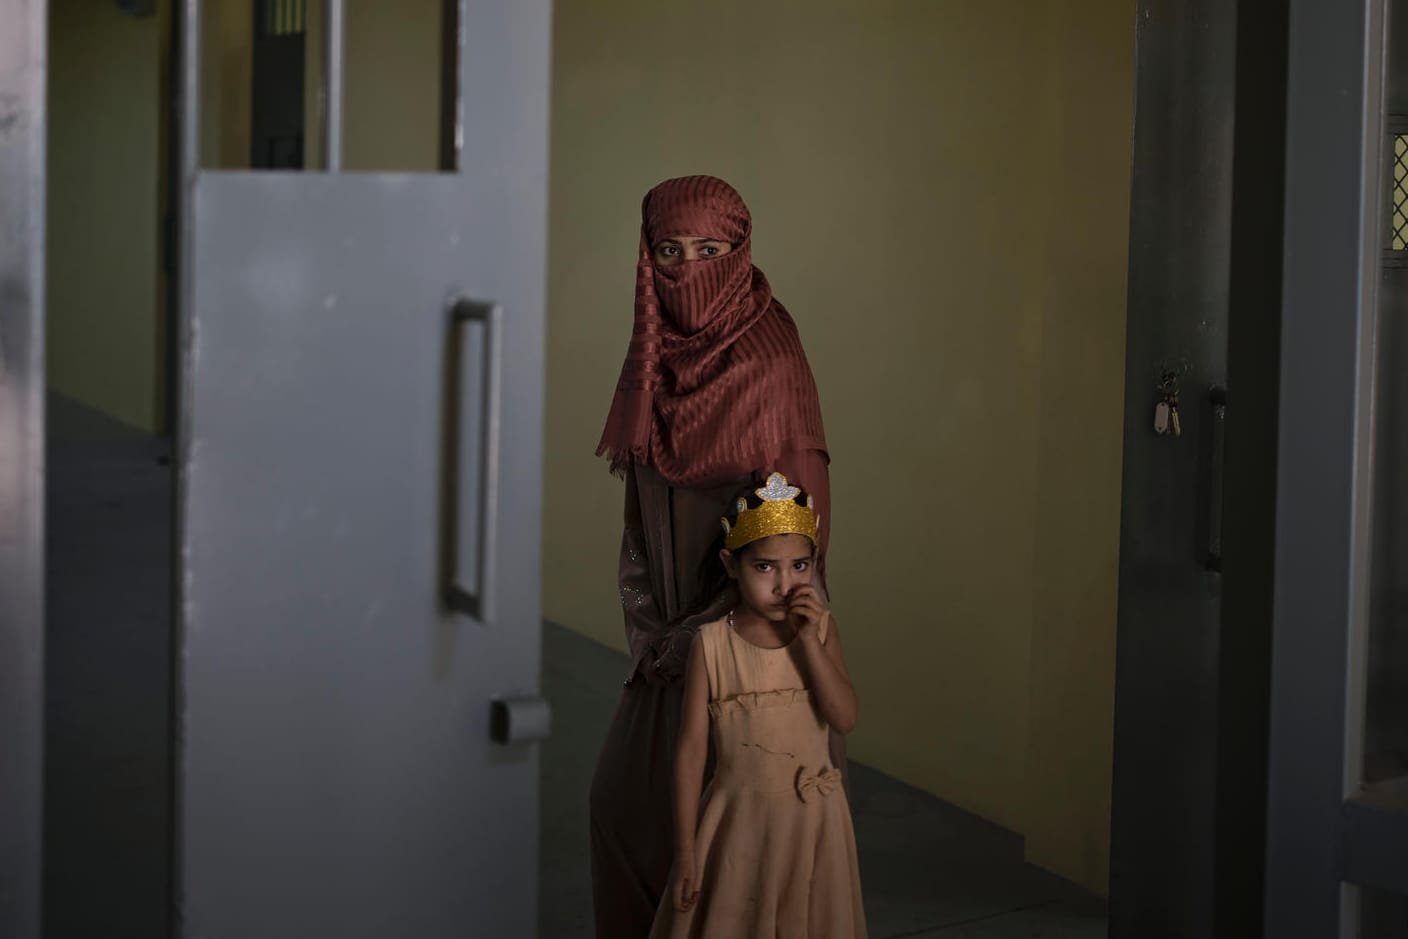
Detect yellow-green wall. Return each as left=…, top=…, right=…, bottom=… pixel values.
left=47, top=0, right=164, bottom=433
left=46, top=0, right=244, bottom=430
left=1023, top=0, right=1132, bottom=889
left=544, top=0, right=1133, bottom=893
left=342, top=0, right=442, bottom=172
left=197, top=1, right=442, bottom=172
left=200, top=0, right=253, bottom=169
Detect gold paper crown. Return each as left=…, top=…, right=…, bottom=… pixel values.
left=721, top=473, right=819, bottom=551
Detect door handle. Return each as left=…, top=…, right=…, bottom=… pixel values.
left=1205, top=385, right=1226, bottom=572
left=442, top=297, right=502, bottom=622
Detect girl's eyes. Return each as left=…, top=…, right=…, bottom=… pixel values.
left=659, top=245, right=680, bottom=257
left=751, top=561, right=810, bottom=573
left=701, top=245, right=720, bottom=256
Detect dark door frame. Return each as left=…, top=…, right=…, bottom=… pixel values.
left=1109, top=0, right=1290, bottom=934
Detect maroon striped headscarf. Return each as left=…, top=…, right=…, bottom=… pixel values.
left=597, top=175, right=828, bottom=486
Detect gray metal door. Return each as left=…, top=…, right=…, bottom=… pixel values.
left=1265, top=0, right=1408, bottom=935
left=174, top=3, right=550, bottom=936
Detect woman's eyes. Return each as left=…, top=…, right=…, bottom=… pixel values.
left=656, top=243, right=724, bottom=260
left=793, top=561, right=810, bottom=572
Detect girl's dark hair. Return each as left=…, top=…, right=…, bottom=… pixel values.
left=681, top=479, right=816, bottom=620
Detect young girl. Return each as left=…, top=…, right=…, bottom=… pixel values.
left=650, top=473, right=866, bottom=938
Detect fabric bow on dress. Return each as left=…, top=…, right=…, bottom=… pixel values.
left=795, top=766, right=843, bottom=803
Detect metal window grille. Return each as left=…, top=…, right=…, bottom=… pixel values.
left=1393, top=133, right=1408, bottom=251
left=262, top=0, right=306, bottom=37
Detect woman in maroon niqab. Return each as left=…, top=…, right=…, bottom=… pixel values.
left=589, top=176, right=840, bottom=937
left=597, top=175, right=828, bottom=486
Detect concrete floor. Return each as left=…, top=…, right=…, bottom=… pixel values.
left=44, top=397, right=1107, bottom=937
left=45, top=404, right=172, bottom=939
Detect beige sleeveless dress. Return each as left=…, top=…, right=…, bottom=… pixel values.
left=649, top=617, right=867, bottom=938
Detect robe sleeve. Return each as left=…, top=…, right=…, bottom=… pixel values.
left=617, top=463, right=666, bottom=682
